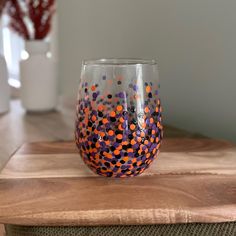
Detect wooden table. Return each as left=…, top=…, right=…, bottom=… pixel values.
left=0, top=99, right=236, bottom=235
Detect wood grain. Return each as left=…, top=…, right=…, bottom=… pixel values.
left=0, top=139, right=236, bottom=226
left=1, top=138, right=236, bottom=179
left=0, top=99, right=236, bottom=226
left=0, top=99, right=195, bottom=171
left=0, top=175, right=236, bottom=226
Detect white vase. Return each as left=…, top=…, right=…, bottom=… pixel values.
left=20, top=41, right=58, bottom=112
left=0, top=55, right=10, bottom=114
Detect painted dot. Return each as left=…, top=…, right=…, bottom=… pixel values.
left=91, top=85, right=96, bottom=91
left=114, top=149, right=120, bottom=155
left=144, top=140, right=149, bottom=145
left=117, top=81, right=122, bottom=85
left=110, top=117, right=116, bottom=122
left=131, top=139, right=136, bottom=145
left=144, top=107, right=149, bottom=113
left=102, top=118, right=109, bottom=124
left=116, top=105, right=123, bottom=112
left=108, top=130, right=114, bottom=136
left=118, top=92, right=125, bottom=98
left=130, top=124, right=136, bottom=130
left=110, top=111, right=116, bottom=117
left=133, top=85, right=138, bottom=91
left=92, top=115, right=97, bottom=121
left=117, top=134, right=123, bottom=140
left=118, top=124, right=124, bottom=130
left=98, top=105, right=104, bottom=111
left=146, top=86, right=151, bottom=93
left=102, top=75, right=106, bottom=80
left=140, top=132, right=145, bottom=137
left=119, top=117, right=125, bottom=123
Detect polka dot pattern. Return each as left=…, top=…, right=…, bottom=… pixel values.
left=75, top=76, right=163, bottom=178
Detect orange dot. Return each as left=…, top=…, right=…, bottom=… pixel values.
left=119, top=117, right=125, bottom=123
left=137, top=137, right=142, bottom=142
left=84, top=107, right=89, bottom=114
left=144, top=107, right=149, bottom=113
left=98, top=105, right=104, bottom=111
left=140, top=131, right=145, bottom=137
left=114, top=149, right=120, bottom=155
left=118, top=124, right=124, bottom=131
left=144, top=140, right=149, bottom=145
left=142, top=123, right=146, bottom=128
left=150, top=118, right=154, bottom=124
left=108, top=130, right=114, bottom=136
left=127, top=149, right=133, bottom=154
left=152, top=130, right=156, bottom=135
left=116, top=105, right=123, bottom=112
left=155, top=107, right=159, bottom=112
left=91, top=85, right=96, bottom=91
left=131, top=139, right=136, bottom=145
left=116, top=134, right=123, bottom=140
left=130, top=124, right=136, bottom=130
left=105, top=140, right=110, bottom=145
left=146, top=85, right=151, bottom=93
left=92, top=115, right=97, bottom=121
left=116, top=162, right=121, bottom=167
left=137, top=161, right=143, bottom=166
left=104, top=152, right=112, bottom=159
left=122, top=141, right=128, bottom=145
left=102, top=118, right=109, bottom=124
left=110, top=111, right=116, bottom=117
left=123, top=156, right=129, bottom=162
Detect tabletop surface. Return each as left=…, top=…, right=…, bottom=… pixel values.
left=0, top=100, right=236, bottom=226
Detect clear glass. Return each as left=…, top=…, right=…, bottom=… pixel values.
left=75, top=59, right=163, bottom=177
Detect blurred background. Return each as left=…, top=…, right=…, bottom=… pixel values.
left=1, top=0, right=236, bottom=142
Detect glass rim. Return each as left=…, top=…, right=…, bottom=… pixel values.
left=83, top=58, right=157, bottom=66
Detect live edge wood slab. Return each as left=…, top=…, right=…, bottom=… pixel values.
left=0, top=138, right=236, bottom=226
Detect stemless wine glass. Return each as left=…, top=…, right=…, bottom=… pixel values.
left=75, top=59, right=163, bottom=177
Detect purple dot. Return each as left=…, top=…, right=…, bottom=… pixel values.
left=118, top=92, right=125, bottom=98
left=133, top=85, right=138, bottom=91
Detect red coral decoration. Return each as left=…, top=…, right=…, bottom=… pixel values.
left=6, top=0, right=55, bottom=40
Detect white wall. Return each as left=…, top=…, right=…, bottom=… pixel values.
left=58, top=0, right=236, bottom=143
